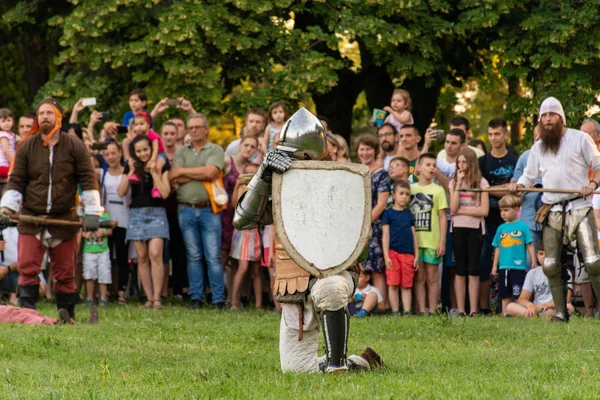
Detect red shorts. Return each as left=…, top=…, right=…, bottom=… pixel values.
left=386, top=250, right=415, bottom=288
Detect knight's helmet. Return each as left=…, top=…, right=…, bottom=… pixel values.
left=277, top=107, right=329, bottom=161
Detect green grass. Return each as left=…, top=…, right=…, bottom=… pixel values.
left=1, top=301, right=600, bottom=399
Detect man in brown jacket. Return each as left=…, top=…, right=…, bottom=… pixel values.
left=0, top=98, right=102, bottom=320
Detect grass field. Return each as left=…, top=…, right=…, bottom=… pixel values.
left=1, top=301, right=600, bottom=399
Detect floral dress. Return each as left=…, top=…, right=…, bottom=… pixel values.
left=221, top=157, right=239, bottom=252
left=362, top=169, right=390, bottom=273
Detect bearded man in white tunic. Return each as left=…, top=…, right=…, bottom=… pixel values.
left=509, top=97, right=600, bottom=322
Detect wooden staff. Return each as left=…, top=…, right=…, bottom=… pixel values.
left=458, top=187, right=600, bottom=195
left=2, top=214, right=117, bottom=229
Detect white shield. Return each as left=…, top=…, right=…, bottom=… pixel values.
left=272, top=160, right=372, bottom=278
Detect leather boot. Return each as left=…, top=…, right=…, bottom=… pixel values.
left=56, top=292, right=80, bottom=320
left=18, top=284, right=39, bottom=309
left=321, top=308, right=349, bottom=373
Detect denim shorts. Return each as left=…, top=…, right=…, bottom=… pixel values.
left=126, top=207, right=170, bottom=241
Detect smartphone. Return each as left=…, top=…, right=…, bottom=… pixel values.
left=91, top=142, right=109, bottom=151
left=99, top=112, right=111, bottom=121
left=434, top=129, right=444, bottom=139
left=166, top=99, right=181, bottom=107
left=117, top=125, right=128, bottom=134
left=82, top=97, right=97, bottom=107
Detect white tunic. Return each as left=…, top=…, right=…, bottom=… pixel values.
left=517, top=129, right=600, bottom=211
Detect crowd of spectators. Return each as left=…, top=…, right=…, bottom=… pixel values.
left=0, top=88, right=598, bottom=320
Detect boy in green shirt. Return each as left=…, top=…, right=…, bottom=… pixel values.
left=410, top=153, right=448, bottom=314
left=82, top=212, right=113, bottom=306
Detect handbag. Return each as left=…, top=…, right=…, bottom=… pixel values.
left=201, top=172, right=228, bottom=214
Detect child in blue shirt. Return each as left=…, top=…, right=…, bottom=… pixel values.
left=492, top=195, right=537, bottom=315
left=122, top=88, right=148, bottom=127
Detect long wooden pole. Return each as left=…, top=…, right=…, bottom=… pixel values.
left=7, top=214, right=117, bottom=229
left=458, top=187, right=600, bottom=195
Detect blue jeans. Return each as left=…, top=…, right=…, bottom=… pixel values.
left=178, top=205, right=225, bottom=303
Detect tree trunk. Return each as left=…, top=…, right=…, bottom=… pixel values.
left=21, top=35, right=49, bottom=100
left=401, top=77, right=444, bottom=136
left=508, top=77, right=523, bottom=145
left=313, top=70, right=362, bottom=141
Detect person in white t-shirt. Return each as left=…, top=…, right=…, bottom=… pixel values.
left=349, top=268, right=384, bottom=317
left=436, top=128, right=468, bottom=315
left=437, top=117, right=485, bottom=161
left=506, top=243, right=574, bottom=318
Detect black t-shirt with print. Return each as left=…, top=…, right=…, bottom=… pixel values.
left=479, top=151, right=519, bottom=226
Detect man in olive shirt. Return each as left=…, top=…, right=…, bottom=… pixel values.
left=170, top=113, right=226, bottom=310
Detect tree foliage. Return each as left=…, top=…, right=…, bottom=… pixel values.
left=2, top=0, right=600, bottom=145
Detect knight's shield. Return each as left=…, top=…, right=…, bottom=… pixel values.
left=272, top=161, right=372, bottom=278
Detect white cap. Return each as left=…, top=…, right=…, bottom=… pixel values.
left=539, top=97, right=566, bottom=126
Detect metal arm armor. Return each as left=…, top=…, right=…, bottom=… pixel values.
left=233, top=173, right=274, bottom=230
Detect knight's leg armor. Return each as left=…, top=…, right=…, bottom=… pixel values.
left=542, top=224, right=569, bottom=321
left=576, top=211, right=600, bottom=309
left=321, top=308, right=349, bottom=372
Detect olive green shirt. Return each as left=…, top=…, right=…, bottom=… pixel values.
left=174, top=141, right=225, bottom=204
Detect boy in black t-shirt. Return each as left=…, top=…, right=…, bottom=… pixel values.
left=477, top=118, right=519, bottom=314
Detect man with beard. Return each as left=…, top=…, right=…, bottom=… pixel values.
left=378, top=123, right=398, bottom=171
left=0, top=98, right=101, bottom=320
left=509, top=97, right=600, bottom=322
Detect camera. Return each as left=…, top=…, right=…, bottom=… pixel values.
left=117, top=125, right=128, bottom=134
left=166, top=99, right=181, bottom=107
left=99, top=112, right=111, bottom=121
left=91, top=142, right=109, bottom=151
left=434, top=129, right=444, bottom=140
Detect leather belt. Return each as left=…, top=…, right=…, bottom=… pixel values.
left=180, top=201, right=210, bottom=209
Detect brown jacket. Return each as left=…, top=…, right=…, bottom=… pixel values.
left=8, top=131, right=98, bottom=239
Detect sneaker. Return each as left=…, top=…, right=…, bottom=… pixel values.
left=213, top=302, right=226, bottom=311
left=359, top=347, right=384, bottom=370
left=188, top=300, right=203, bottom=309
left=356, top=309, right=369, bottom=318
left=448, top=308, right=460, bottom=317
left=402, top=311, right=411, bottom=317
left=85, top=298, right=95, bottom=307
left=99, top=299, right=110, bottom=307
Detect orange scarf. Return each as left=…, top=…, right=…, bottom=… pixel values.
left=10, top=104, right=62, bottom=173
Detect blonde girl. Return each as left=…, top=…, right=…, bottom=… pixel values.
left=384, top=89, right=414, bottom=136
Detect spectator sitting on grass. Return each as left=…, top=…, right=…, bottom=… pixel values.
left=349, top=267, right=384, bottom=317
left=506, top=241, right=574, bottom=318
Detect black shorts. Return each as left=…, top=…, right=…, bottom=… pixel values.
left=498, top=269, right=526, bottom=300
